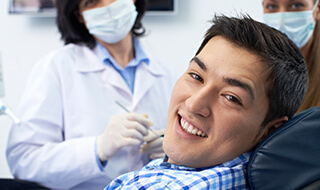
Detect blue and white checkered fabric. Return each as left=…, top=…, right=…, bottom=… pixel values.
left=105, top=152, right=251, bottom=190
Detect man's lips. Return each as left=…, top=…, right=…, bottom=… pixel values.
left=179, top=116, right=208, bottom=138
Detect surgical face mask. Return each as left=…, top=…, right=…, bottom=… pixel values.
left=83, top=0, right=138, bottom=44
left=263, top=10, right=315, bottom=48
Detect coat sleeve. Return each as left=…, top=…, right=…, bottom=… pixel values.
left=6, top=53, right=104, bottom=189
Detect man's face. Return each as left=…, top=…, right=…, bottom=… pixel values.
left=163, top=36, right=277, bottom=168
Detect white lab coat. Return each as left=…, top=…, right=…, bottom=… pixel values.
left=6, top=43, right=177, bottom=190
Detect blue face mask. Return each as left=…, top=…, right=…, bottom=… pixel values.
left=83, top=0, right=138, bottom=44
left=263, top=10, right=315, bottom=48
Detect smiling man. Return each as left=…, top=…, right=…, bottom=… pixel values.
left=105, top=14, right=308, bottom=189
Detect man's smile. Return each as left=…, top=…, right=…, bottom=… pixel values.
left=179, top=116, right=208, bottom=138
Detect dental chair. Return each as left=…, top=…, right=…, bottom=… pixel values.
left=247, top=107, right=320, bottom=190
left=0, top=178, right=49, bottom=190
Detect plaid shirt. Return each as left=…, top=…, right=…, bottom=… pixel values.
left=105, top=152, right=251, bottom=190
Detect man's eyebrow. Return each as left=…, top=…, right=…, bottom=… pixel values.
left=190, top=57, right=207, bottom=71
left=223, top=77, right=255, bottom=100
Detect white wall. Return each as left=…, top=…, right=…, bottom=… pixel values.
left=0, top=0, right=263, bottom=178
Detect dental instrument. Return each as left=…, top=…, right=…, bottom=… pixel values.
left=115, top=101, right=162, bottom=138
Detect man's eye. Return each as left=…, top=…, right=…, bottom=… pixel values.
left=188, top=73, right=204, bottom=83
left=225, top=95, right=242, bottom=105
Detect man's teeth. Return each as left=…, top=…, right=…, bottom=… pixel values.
left=180, top=118, right=208, bottom=137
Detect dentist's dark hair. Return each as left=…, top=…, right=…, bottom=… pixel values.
left=195, top=14, right=308, bottom=126
left=55, top=0, right=148, bottom=49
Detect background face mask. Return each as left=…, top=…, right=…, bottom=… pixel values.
left=263, top=11, right=315, bottom=48
left=83, top=0, right=138, bottom=44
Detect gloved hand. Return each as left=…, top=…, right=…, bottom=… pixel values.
left=97, top=113, right=154, bottom=161
left=140, top=129, right=166, bottom=160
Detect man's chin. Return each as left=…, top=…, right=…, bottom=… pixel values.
left=166, top=152, right=194, bottom=167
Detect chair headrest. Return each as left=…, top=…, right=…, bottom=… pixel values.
left=247, top=107, right=320, bottom=190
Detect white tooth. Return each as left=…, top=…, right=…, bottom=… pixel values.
left=183, top=121, right=188, bottom=130
left=192, top=128, right=198, bottom=135
left=181, top=119, right=185, bottom=129
left=180, top=118, right=208, bottom=137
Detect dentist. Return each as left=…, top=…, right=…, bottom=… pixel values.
left=262, top=0, right=320, bottom=113
left=6, top=0, right=176, bottom=189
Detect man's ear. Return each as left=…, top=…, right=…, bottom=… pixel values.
left=258, top=116, right=289, bottom=143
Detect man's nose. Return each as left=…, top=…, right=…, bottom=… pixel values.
left=185, top=87, right=213, bottom=117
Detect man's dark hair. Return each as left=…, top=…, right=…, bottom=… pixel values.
left=196, top=14, right=308, bottom=126
left=55, top=0, right=148, bottom=49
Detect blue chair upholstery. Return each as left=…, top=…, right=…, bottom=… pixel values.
left=247, top=107, right=320, bottom=190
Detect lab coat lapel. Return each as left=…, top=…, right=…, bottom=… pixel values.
left=74, top=45, right=132, bottom=96
left=132, top=61, right=164, bottom=109
left=74, top=45, right=106, bottom=72
left=101, top=66, right=132, bottom=97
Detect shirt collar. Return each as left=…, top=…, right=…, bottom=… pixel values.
left=159, top=152, right=252, bottom=171
left=74, top=39, right=165, bottom=76
left=96, top=37, right=150, bottom=70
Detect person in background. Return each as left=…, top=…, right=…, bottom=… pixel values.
left=104, top=14, right=308, bottom=189
left=6, top=0, right=176, bottom=189
left=262, top=0, right=320, bottom=113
